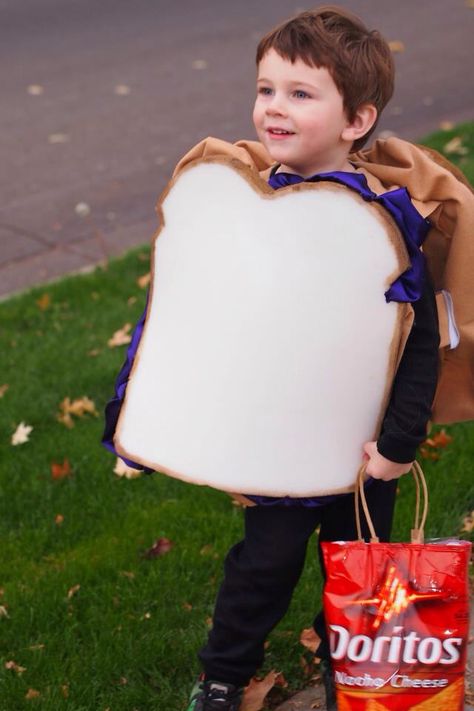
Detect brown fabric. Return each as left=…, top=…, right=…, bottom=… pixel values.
left=172, top=136, right=474, bottom=424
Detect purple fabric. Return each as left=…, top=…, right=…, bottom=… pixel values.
left=103, top=166, right=429, bottom=505
left=268, top=170, right=430, bottom=303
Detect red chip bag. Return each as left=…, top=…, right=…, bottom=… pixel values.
left=321, top=462, right=471, bottom=710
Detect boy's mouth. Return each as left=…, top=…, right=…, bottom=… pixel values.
left=266, top=127, right=295, bottom=137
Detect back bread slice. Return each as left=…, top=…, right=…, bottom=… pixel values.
left=115, top=157, right=410, bottom=497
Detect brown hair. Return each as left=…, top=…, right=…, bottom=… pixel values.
left=256, top=6, right=394, bottom=151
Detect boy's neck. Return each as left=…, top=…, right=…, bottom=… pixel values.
left=276, top=158, right=357, bottom=178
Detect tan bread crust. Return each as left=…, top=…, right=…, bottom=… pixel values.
left=114, top=156, right=411, bottom=497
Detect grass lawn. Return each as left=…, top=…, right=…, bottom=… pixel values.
left=0, top=125, right=473, bottom=711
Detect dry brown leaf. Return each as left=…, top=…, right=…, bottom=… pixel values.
left=108, top=323, right=132, bottom=347
left=241, top=670, right=279, bottom=711
left=48, top=133, right=70, bottom=144
left=388, top=40, right=405, bottom=53
left=137, top=272, right=151, bottom=289
left=443, top=136, right=469, bottom=156
left=143, top=537, right=174, bottom=559
left=61, top=684, right=69, bottom=698
left=34, top=290, right=51, bottom=311
left=67, top=584, right=80, bottom=599
left=461, top=511, right=474, bottom=532
left=57, top=396, right=98, bottom=428
left=439, top=120, right=455, bottom=131
left=74, top=202, right=91, bottom=217
left=55, top=514, right=65, bottom=525
left=27, top=85, right=44, bottom=95
left=5, top=660, right=27, bottom=674
left=119, top=570, right=135, bottom=580
left=51, top=459, right=72, bottom=481
left=0, top=384, right=9, bottom=398
left=0, top=605, right=9, bottom=618
left=114, top=84, right=131, bottom=95
left=419, top=446, right=440, bottom=461
left=182, top=602, right=193, bottom=611
left=29, top=644, right=45, bottom=651
left=11, top=422, right=33, bottom=446
left=424, top=428, right=453, bottom=449
left=25, top=688, right=41, bottom=699
left=299, top=626, right=321, bottom=653
left=113, top=458, right=142, bottom=479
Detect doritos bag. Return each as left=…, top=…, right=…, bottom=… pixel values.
left=321, top=462, right=471, bottom=710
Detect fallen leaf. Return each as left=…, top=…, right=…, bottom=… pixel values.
left=67, top=584, right=80, bottom=599
left=182, top=602, right=193, bottom=611
left=57, top=396, right=98, bottom=428
left=143, top=537, right=174, bottom=559
left=127, top=296, right=137, bottom=306
left=51, top=459, right=72, bottom=480
left=107, top=323, right=132, bottom=347
left=439, top=120, right=454, bottom=131
left=388, top=40, right=405, bottom=53
left=29, top=644, right=45, bottom=651
left=55, top=514, right=65, bottom=525
left=200, top=544, right=214, bottom=556
left=137, top=272, right=151, bottom=289
left=423, top=428, right=453, bottom=449
left=27, top=85, right=44, bottom=95
left=74, top=202, right=91, bottom=218
left=419, top=446, right=440, bottom=461
left=299, top=627, right=321, bottom=653
left=461, top=511, right=474, bottom=533
left=241, top=670, right=279, bottom=711
left=113, top=458, right=142, bottom=479
left=443, top=136, right=469, bottom=156
left=119, top=570, right=135, bottom=580
left=48, top=133, right=70, bottom=144
left=11, top=422, right=33, bottom=446
left=36, top=293, right=51, bottom=310
left=5, top=660, right=26, bottom=674
left=87, top=349, right=100, bottom=357
left=0, top=384, right=9, bottom=398
left=25, top=688, right=41, bottom=699
left=0, top=605, right=9, bottom=618
left=191, top=59, right=208, bottom=70
left=114, top=84, right=131, bottom=95
left=61, top=684, right=69, bottom=698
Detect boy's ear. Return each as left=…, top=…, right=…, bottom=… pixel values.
left=341, top=103, right=378, bottom=143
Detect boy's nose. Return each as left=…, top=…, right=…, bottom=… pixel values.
left=265, top=94, right=287, bottom=117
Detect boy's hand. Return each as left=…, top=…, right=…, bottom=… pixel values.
left=362, top=441, right=413, bottom=481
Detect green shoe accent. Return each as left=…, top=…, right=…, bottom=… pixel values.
left=185, top=675, right=204, bottom=711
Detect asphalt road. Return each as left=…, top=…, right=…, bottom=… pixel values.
left=1, top=0, right=473, bottom=296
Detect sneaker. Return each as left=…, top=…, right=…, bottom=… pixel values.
left=319, top=659, right=337, bottom=711
left=186, top=675, right=244, bottom=711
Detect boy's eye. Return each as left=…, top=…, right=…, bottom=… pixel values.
left=293, top=90, right=309, bottom=99
left=258, top=87, right=273, bottom=96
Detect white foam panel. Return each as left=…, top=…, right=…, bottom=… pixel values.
left=115, top=160, right=406, bottom=496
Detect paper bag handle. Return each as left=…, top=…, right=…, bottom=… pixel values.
left=355, top=460, right=428, bottom=544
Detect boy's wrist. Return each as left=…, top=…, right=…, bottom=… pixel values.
left=376, top=435, right=417, bottom=464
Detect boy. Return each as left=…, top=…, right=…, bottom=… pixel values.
left=185, top=7, right=439, bottom=711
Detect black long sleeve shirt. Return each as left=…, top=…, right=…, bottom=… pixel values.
left=377, top=273, right=440, bottom=463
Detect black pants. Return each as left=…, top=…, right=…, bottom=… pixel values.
left=198, top=479, right=397, bottom=687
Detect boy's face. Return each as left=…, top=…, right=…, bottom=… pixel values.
left=253, top=49, right=355, bottom=176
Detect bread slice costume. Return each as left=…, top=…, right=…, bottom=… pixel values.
left=106, top=136, right=474, bottom=499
